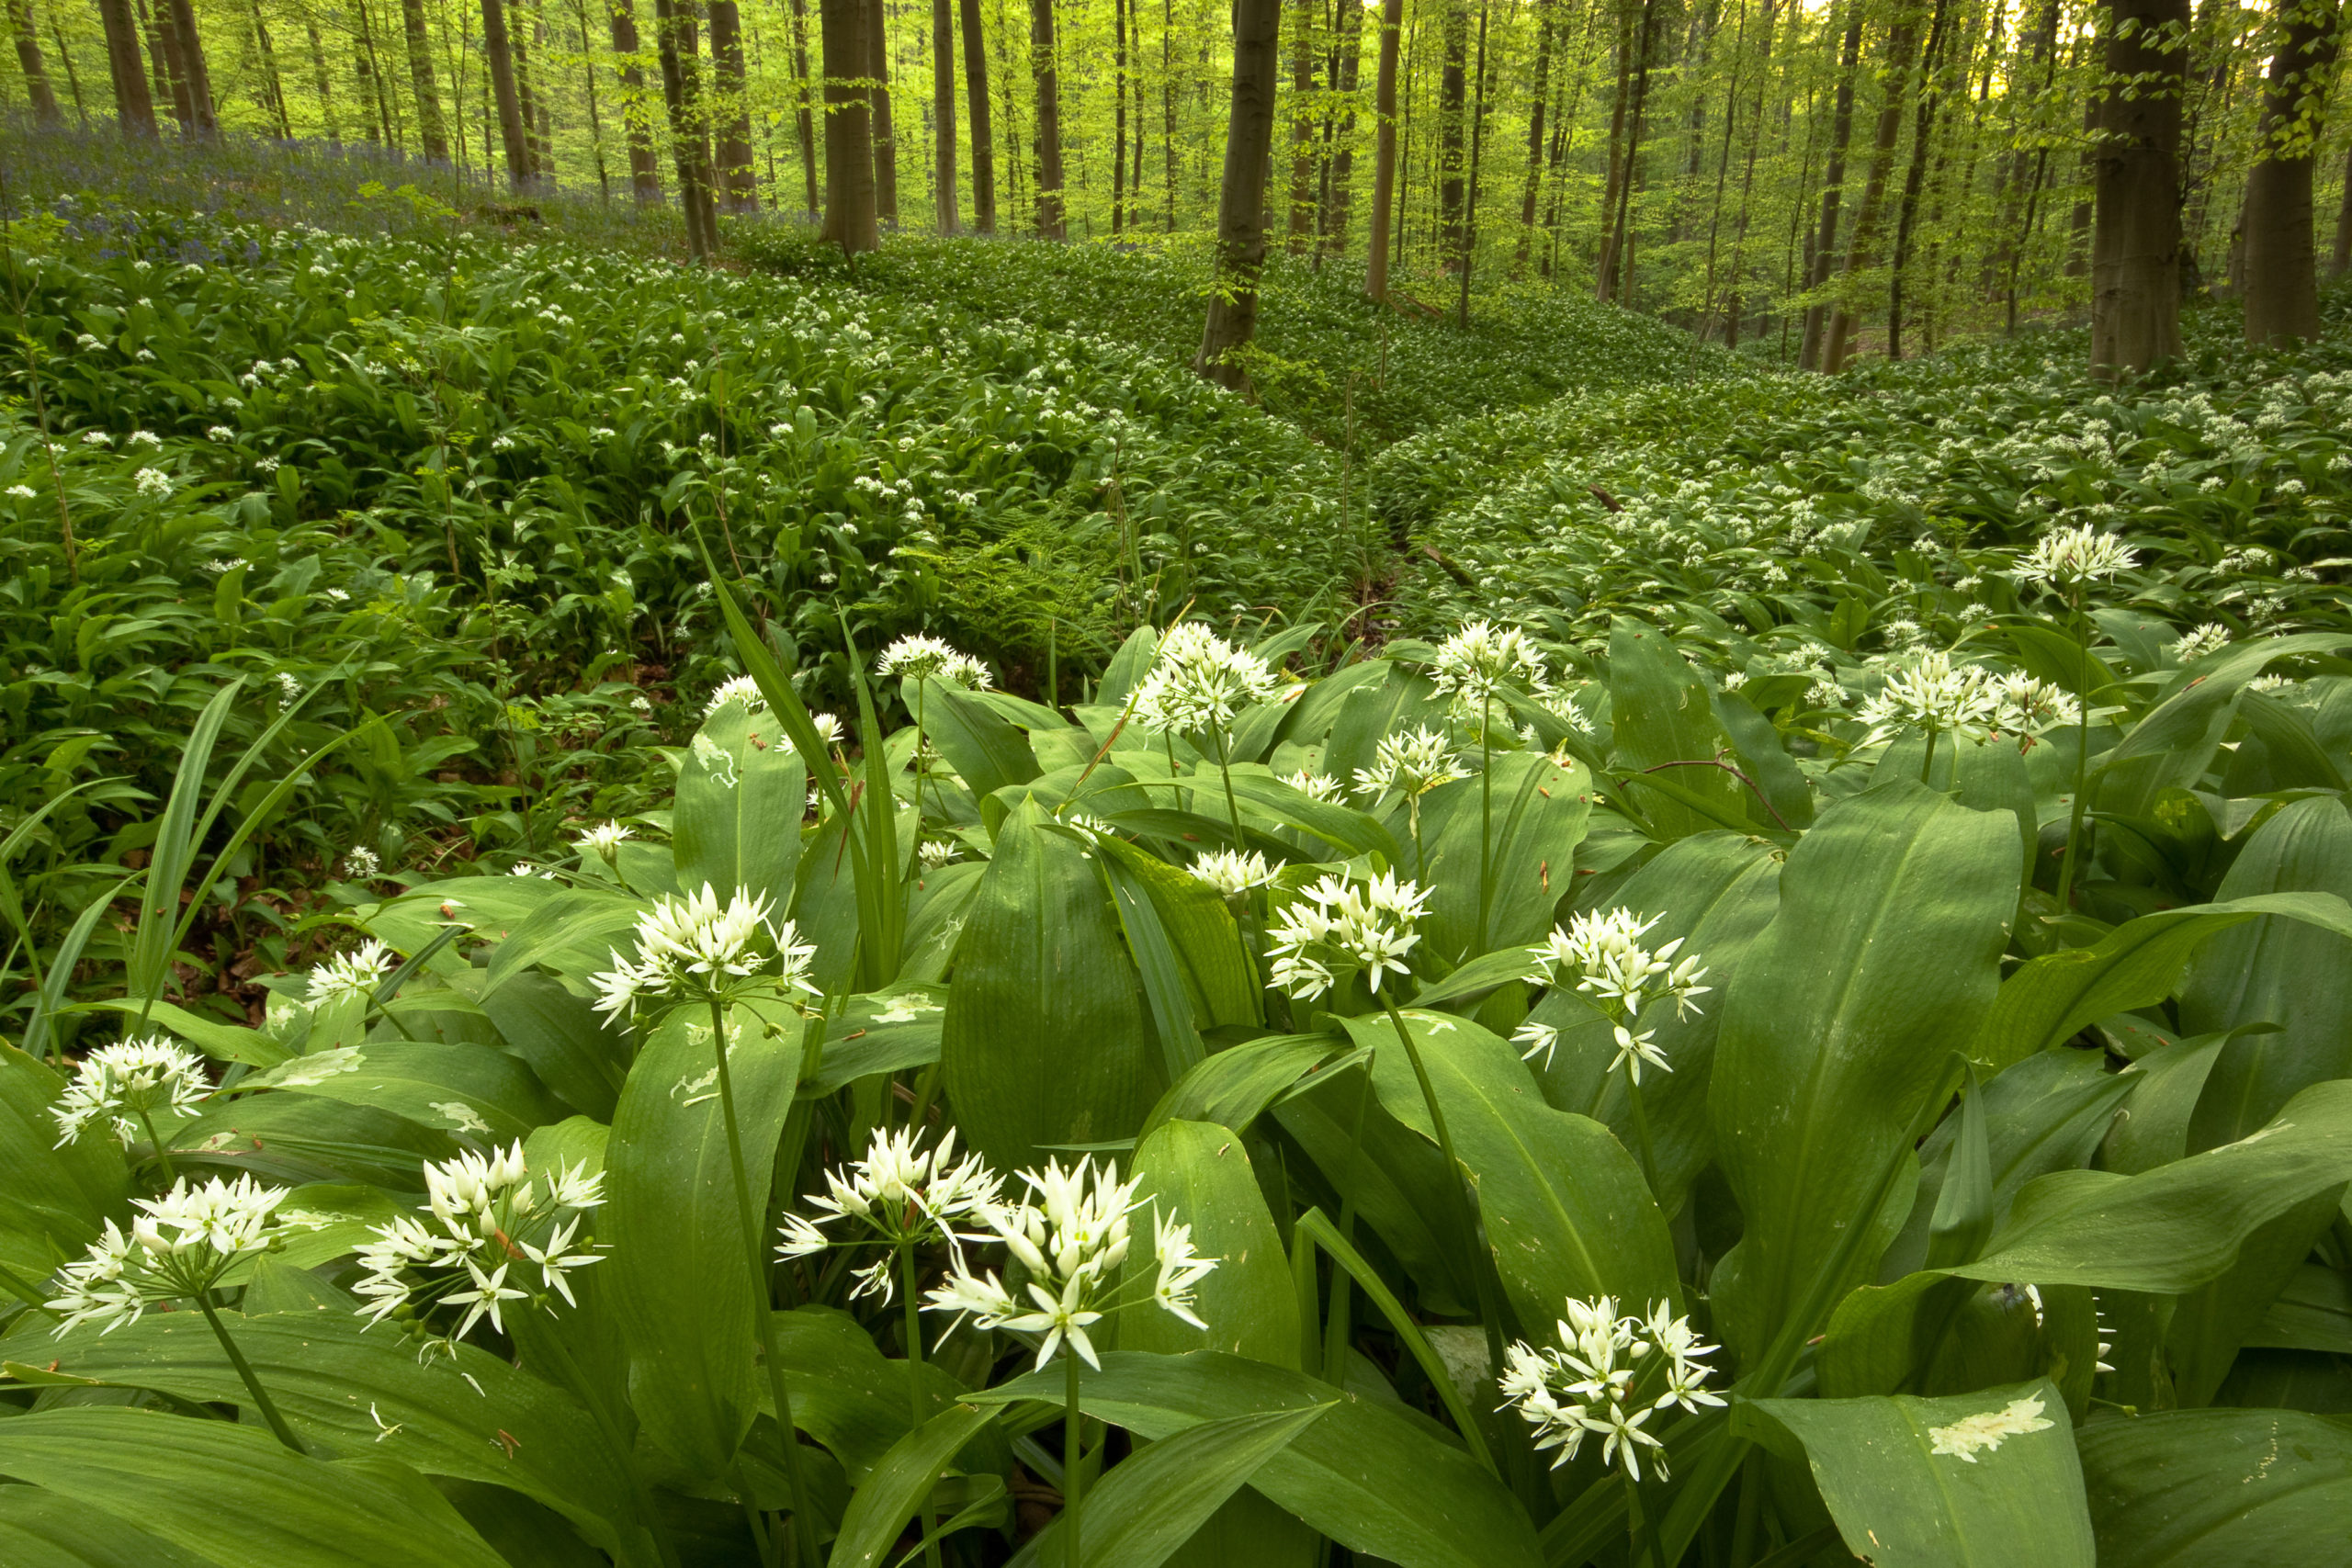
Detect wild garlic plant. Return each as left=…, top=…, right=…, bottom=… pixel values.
left=1430, top=620, right=1551, bottom=949
left=49, top=1036, right=210, bottom=1173
left=1351, top=723, right=1469, bottom=867
left=878, top=633, right=992, bottom=834
left=2013, top=523, right=2139, bottom=910
left=1520, top=908, right=1711, bottom=1188
left=1131, top=620, right=1283, bottom=849
left=923, top=1156, right=1216, bottom=1568
left=46, top=1175, right=309, bottom=1453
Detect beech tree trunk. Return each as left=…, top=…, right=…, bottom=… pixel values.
left=1196, top=0, right=1283, bottom=389
left=1603, top=0, right=1658, bottom=303
left=789, top=0, right=819, bottom=213
left=482, top=0, right=535, bottom=185
left=651, top=0, right=721, bottom=254
left=304, top=19, right=337, bottom=143
left=820, top=0, right=881, bottom=250
left=145, top=0, right=193, bottom=132
left=866, top=0, right=899, bottom=225
left=2242, top=0, right=2341, bottom=345
left=933, top=0, right=959, bottom=230
left=250, top=0, right=290, bottom=137
left=1319, top=0, right=1363, bottom=257
left=2332, top=142, right=2352, bottom=274
left=1886, top=0, right=1953, bottom=357
left=1030, top=0, right=1065, bottom=236
left=1112, top=0, right=1128, bottom=231
left=1513, top=0, right=1554, bottom=270
left=2089, top=0, right=2188, bottom=374
left=1594, top=0, right=1633, bottom=299
left=613, top=0, right=663, bottom=200
left=1437, top=0, right=1467, bottom=266
left=1364, top=0, right=1403, bottom=297
left=402, top=0, right=449, bottom=159
left=960, top=0, right=996, bottom=231
left=708, top=0, right=758, bottom=209
left=163, top=0, right=212, bottom=134
left=1824, top=1, right=1922, bottom=372
left=1286, top=0, right=1314, bottom=249
left=10, top=0, right=61, bottom=123
left=95, top=0, right=156, bottom=135
left=1798, top=0, right=1862, bottom=367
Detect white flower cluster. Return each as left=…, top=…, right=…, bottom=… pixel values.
left=1132, top=622, right=1282, bottom=738
left=776, top=1128, right=1002, bottom=1303
left=1517, top=909, right=1710, bottom=1073
left=1498, top=1296, right=1723, bottom=1480
left=575, top=821, right=634, bottom=860
left=1190, top=848, right=1277, bottom=896
left=1352, top=725, right=1469, bottom=801
left=354, top=1144, right=605, bottom=1341
left=2014, top=524, right=2137, bottom=588
left=1264, top=871, right=1431, bottom=1000
left=1856, top=651, right=2080, bottom=749
left=48, top=1176, right=289, bottom=1337
left=877, top=634, right=992, bottom=690
left=589, top=885, right=817, bottom=1020
left=2174, top=622, right=2230, bottom=662
left=51, top=1037, right=211, bottom=1147
left=1430, top=619, right=1552, bottom=711
left=704, top=673, right=769, bottom=716
left=307, top=937, right=396, bottom=1007
left=922, top=1156, right=1215, bottom=1371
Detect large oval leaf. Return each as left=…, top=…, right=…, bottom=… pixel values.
left=2077, top=1407, right=2352, bottom=1566
left=1123, top=1118, right=1299, bottom=1366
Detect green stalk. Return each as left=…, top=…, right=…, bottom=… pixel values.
left=1064, top=1350, right=1085, bottom=1568
left=1623, top=1471, right=1667, bottom=1568
left=707, top=998, right=821, bottom=1568
left=537, top=1319, right=686, bottom=1568
left=1379, top=1002, right=1510, bottom=1391
left=901, top=1241, right=945, bottom=1568
left=2054, top=585, right=2093, bottom=911
left=137, top=1108, right=177, bottom=1183
left=1918, top=724, right=1939, bottom=788
left=1476, top=696, right=1493, bottom=952
left=197, top=1292, right=306, bottom=1455
left=1622, top=1056, right=1659, bottom=1196
left=1214, top=728, right=1247, bottom=852
left=1322, top=1060, right=1377, bottom=1381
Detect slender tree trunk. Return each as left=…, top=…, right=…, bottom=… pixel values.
left=2332, top=141, right=2352, bottom=274
left=362, top=0, right=403, bottom=149
left=570, top=0, right=611, bottom=195
left=1594, top=0, right=1634, bottom=299
left=1162, top=0, right=1175, bottom=229
left=652, top=0, right=721, bottom=252
left=960, top=0, right=995, bottom=229
left=163, top=0, right=213, bottom=134
left=1799, top=0, right=1863, bottom=367
left=51, top=10, right=89, bottom=126
left=304, top=18, right=337, bottom=143
left=1030, top=0, right=1064, bottom=235
left=1605, top=0, right=1658, bottom=303
left=1721, top=0, right=1778, bottom=343
left=515, top=2, right=547, bottom=173
left=1436, top=0, right=1468, bottom=266
left=790, top=0, right=819, bottom=212
left=2243, top=0, right=2341, bottom=344
left=1512, top=0, right=1555, bottom=270
left=930, top=0, right=959, bottom=230
left=9, top=0, right=61, bottom=122
left=483, top=0, right=536, bottom=184
left=612, top=0, right=663, bottom=198
left=821, top=0, right=881, bottom=248
left=401, top=0, right=450, bottom=157
left=856, top=0, right=893, bottom=224
left=1197, top=0, right=1283, bottom=389
left=1886, top=0, right=1954, bottom=357
left=249, top=0, right=290, bottom=137
left=1455, top=0, right=1490, bottom=319
left=96, top=0, right=156, bottom=134
left=2090, top=0, right=2189, bottom=373
left=1112, top=0, right=1129, bottom=231
left=707, top=0, right=757, bottom=208
left=1824, top=1, right=1921, bottom=371
left=1284, top=0, right=1315, bottom=248
left=1364, top=0, right=1404, bottom=296
left=143, top=0, right=193, bottom=130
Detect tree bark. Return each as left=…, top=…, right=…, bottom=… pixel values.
left=1798, top=0, right=1863, bottom=367
left=2090, top=0, right=2189, bottom=373
left=303, top=18, right=336, bottom=143
left=1285, top=0, right=1315, bottom=249
left=821, top=0, right=882, bottom=249
left=960, top=0, right=996, bottom=230
left=1112, top=0, right=1129, bottom=231
left=9, top=0, right=60, bottom=123
left=1364, top=0, right=1403, bottom=296
left=1437, top=0, right=1468, bottom=267
left=1030, top=0, right=1065, bottom=236
left=163, top=0, right=212, bottom=134
left=1593, top=0, right=1633, bottom=299
left=1319, top=0, right=1364, bottom=257
left=933, top=0, right=959, bottom=229
left=143, top=0, right=192, bottom=131
left=1603, top=0, right=1658, bottom=303
left=868, top=0, right=899, bottom=225
left=95, top=0, right=156, bottom=134
left=2243, top=0, right=2341, bottom=344
left=1196, top=0, right=1283, bottom=389
left=2332, top=142, right=2352, bottom=274
left=250, top=0, right=290, bottom=137
left=1886, top=0, right=1954, bottom=358
left=1823, top=1, right=1922, bottom=371
left=1512, top=0, right=1555, bottom=270
left=482, top=0, right=536, bottom=185
left=357, top=0, right=400, bottom=149
left=790, top=0, right=819, bottom=212
left=50, top=9, right=88, bottom=126
left=401, top=0, right=449, bottom=158
left=709, top=0, right=758, bottom=209
left=613, top=0, right=664, bottom=200
left=652, top=0, right=722, bottom=254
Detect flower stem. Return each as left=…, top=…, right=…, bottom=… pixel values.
left=1623, top=1056, right=1659, bottom=1196
left=197, top=1291, right=305, bottom=1455
left=1918, top=724, right=1939, bottom=788
left=137, top=1108, right=177, bottom=1183
left=537, top=1317, right=686, bottom=1568
left=2055, top=587, right=2093, bottom=911
left=1214, top=728, right=1246, bottom=852
left=1064, top=1350, right=1085, bottom=1568
left=1623, top=1469, right=1668, bottom=1568
left=1476, top=700, right=1493, bottom=953
left=1380, top=1001, right=1510, bottom=1393
left=707, top=998, right=820, bottom=1568
left=1322, top=1058, right=1376, bottom=1379
left=901, top=1241, right=944, bottom=1568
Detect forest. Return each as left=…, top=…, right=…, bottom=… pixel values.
left=6, top=0, right=2352, bottom=1562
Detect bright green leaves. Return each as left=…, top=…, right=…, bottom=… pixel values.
left=1741, top=1379, right=2094, bottom=1568
left=673, top=697, right=808, bottom=911
left=1608, top=617, right=1756, bottom=840
left=1710, top=781, right=2019, bottom=1366
left=1413, top=749, right=1593, bottom=961
left=0, top=1043, right=127, bottom=1291
left=1124, top=1119, right=1300, bottom=1365
left=941, top=801, right=1162, bottom=1170
left=2077, top=1408, right=2352, bottom=1566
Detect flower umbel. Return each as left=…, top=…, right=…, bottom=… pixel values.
left=1430, top=620, right=1551, bottom=712
left=1264, top=871, right=1432, bottom=1000
left=48, top=1176, right=289, bottom=1336
left=775, top=1128, right=1004, bottom=1304
left=51, top=1037, right=211, bottom=1147
left=2016, top=525, right=2137, bottom=588
left=1521, top=908, right=1710, bottom=1066
left=1498, top=1296, right=1722, bottom=1480
left=589, top=885, right=819, bottom=1021
left=306, top=938, right=396, bottom=1008
left=878, top=635, right=992, bottom=690
left=1131, top=623, right=1283, bottom=738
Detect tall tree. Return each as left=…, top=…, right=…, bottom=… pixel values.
left=1437, top=0, right=1468, bottom=266
left=961, top=0, right=997, bottom=230
left=1799, top=0, right=1863, bottom=367
left=1513, top=0, right=1555, bottom=270
left=2242, top=0, right=2341, bottom=344
left=1113, top=0, right=1129, bottom=231
left=2089, top=0, right=2190, bottom=373
left=9, top=0, right=61, bottom=123
left=303, top=17, right=336, bottom=143
left=652, top=0, right=721, bottom=254
left=1602, top=0, right=1659, bottom=302
left=1364, top=0, right=1404, bottom=297
left=869, top=0, right=899, bottom=224
left=1318, top=0, right=1364, bottom=259
left=1825, top=0, right=1925, bottom=373
left=144, top=0, right=193, bottom=131
left=709, top=0, right=759, bottom=209
left=401, top=0, right=450, bottom=159
left=1286, top=0, right=1315, bottom=248
left=1030, top=0, right=1065, bottom=235
left=162, top=0, right=212, bottom=134
left=94, top=0, right=155, bottom=134
left=482, top=0, right=536, bottom=185
left=1196, top=0, right=1283, bottom=388
left=933, top=0, right=960, bottom=230
left=612, top=0, right=664, bottom=199
left=821, top=0, right=881, bottom=249
left=790, top=0, right=819, bottom=213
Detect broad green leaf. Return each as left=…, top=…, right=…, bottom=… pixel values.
left=481, top=887, right=652, bottom=997
left=1143, top=1034, right=1362, bottom=1137
left=237, top=1039, right=565, bottom=1144
left=2247, top=1261, right=2352, bottom=1353
left=1414, top=750, right=1593, bottom=962
left=1740, top=1379, right=2092, bottom=1568
left=1339, top=1009, right=1678, bottom=1325
left=0, top=1485, right=210, bottom=1568
left=0, top=1043, right=129, bottom=1286
left=675, top=699, right=809, bottom=912
left=1272, top=1071, right=1479, bottom=1315
left=1710, top=781, right=2018, bottom=1366
left=768, top=1306, right=994, bottom=1480
left=915, top=674, right=1042, bottom=798
left=478, top=970, right=628, bottom=1121
left=1951, top=1078, right=2352, bottom=1292
left=1124, top=1119, right=1300, bottom=1366
left=2179, top=797, right=2352, bottom=1148
left=800, top=985, right=948, bottom=1096
left=34, top=1310, right=641, bottom=1558
left=1609, top=616, right=1753, bottom=840
left=84, top=998, right=292, bottom=1067
left=975, top=1351, right=1540, bottom=1568
left=2095, top=632, right=2352, bottom=816
left=0, top=1406, right=507, bottom=1568
left=941, top=800, right=1162, bottom=1170
left=604, top=1000, right=800, bottom=1473
left=828, top=1403, right=1003, bottom=1568
left=2098, top=1030, right=2235, bottom=1176
left=2165, top=1187, right=2345, bottom=1408
left=1322, top=664, right=1443, bottom=793
left=2077, top=1408, right=2352, bottom=1566
left=1026, top=1407, right=1327, bottom=1568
